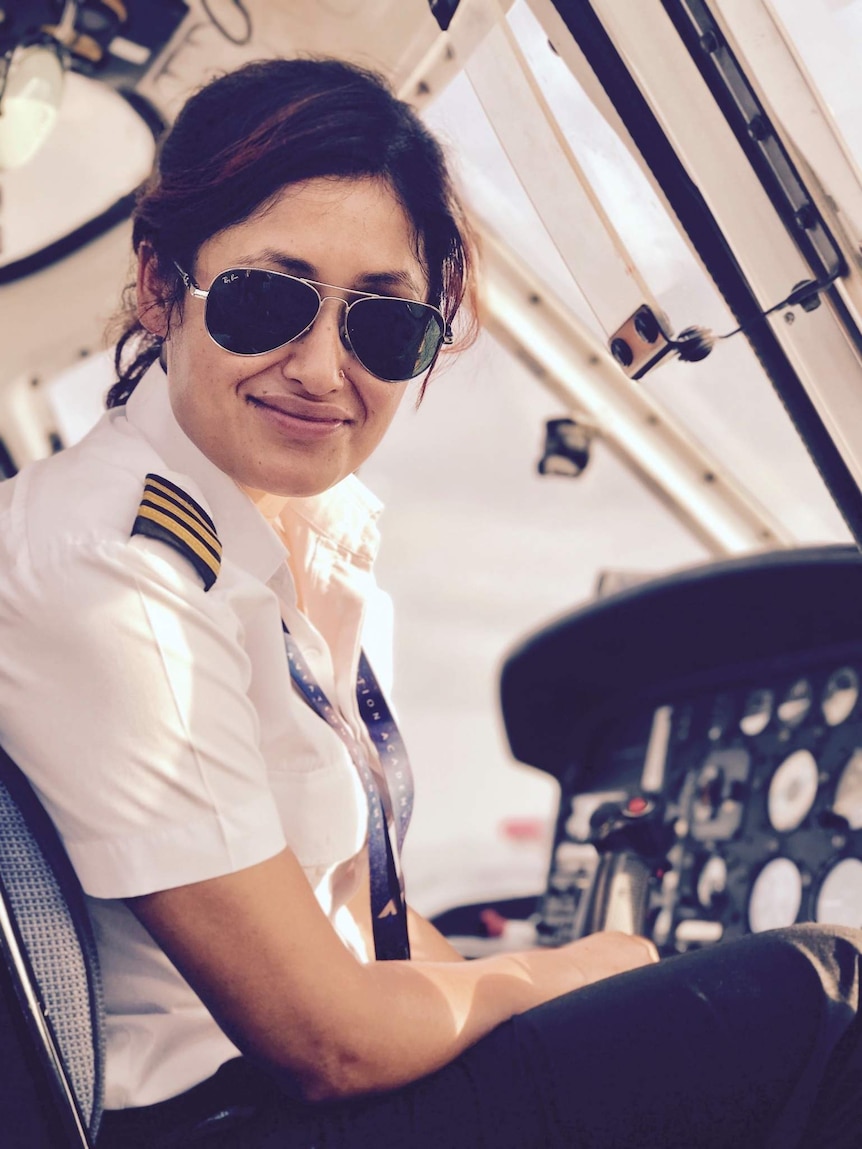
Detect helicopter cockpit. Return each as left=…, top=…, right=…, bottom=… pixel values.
left=2, top=1, right=862, bottom=1144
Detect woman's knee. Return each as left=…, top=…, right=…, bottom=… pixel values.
left=755, top=923, right=862, bottom=1007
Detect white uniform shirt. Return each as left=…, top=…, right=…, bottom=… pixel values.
left=0, top=363, right=395, bottom=1108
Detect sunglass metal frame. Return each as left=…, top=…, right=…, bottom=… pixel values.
left=174, top=263, right=452, bottom=383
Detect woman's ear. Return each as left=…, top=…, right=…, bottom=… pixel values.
left=136, top=243, right=171, bottom=337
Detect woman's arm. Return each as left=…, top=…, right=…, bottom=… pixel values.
left=129, top=847, right=656, bottom=1101
left=407, top=906, right=467, bottom=962
left=346, top=870, right=466, bottom=962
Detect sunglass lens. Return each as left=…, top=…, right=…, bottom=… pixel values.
left=205, top=269, right=319, bottom=355
left=348, top=298, right=445, bottom=381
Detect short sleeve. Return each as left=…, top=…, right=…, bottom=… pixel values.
left=0, top=532, right=287, bottom=899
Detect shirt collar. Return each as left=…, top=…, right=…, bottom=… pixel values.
left=281, top=478, right=384, bottom=566
left=125, top=363, right=288, bottom=586
left=124, top=362, right=384, bottom=580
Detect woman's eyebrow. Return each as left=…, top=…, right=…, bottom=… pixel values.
left=246, top=250, right=316, bottom=278
left=243, top=249, right=423, bottom=297
left=354, top=270, right=424, bottom=297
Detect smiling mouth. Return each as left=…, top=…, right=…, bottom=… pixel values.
left=247, top=395, right=350, bottom=435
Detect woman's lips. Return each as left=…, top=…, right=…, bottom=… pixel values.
left=248, top=395, right=350, bottom=438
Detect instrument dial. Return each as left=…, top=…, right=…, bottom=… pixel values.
left=777, top=678, right=812, bottom=728
left=740, top=688, right=773, bottom=737
left=767, top=749, right=819, bottom=832
left=834, top=750, right=862, bottom=830
left=822, top=667, right=859, bottom=727
left=816, top=858, right=862, bottom=928
left=748, top=858, right=803, bottom=933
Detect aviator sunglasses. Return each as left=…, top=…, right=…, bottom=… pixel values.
left=175, top=264, right=453, bottom=383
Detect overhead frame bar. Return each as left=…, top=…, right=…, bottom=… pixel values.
left=661, top=0, right=862, bottom=374
left=666, top=0, right=846, bottom=284
left=543, top=0, right=862, bottom=547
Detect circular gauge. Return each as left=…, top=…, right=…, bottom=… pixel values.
left=748, top=858, right=803, bottom=933
left=816, top=858, right=862, bottom=928
left=777, top=679, right=812, bottom=728
left=697, top=855, right=727, bottom=909
left=822, top=668, right=859, bottom=727
left=834, top=750, right=862, bottom=830
left=768, top=749, right=819, bottom=832
left=740, top=688, right=773, bottom=737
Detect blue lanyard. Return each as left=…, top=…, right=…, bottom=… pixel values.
left=283, top=627, right=413, bottom=961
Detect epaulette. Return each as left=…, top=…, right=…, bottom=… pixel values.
left=131, top=473, right=221, bottom=590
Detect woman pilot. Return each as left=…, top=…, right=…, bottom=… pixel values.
left=0, top=56, right=859, bottom=1149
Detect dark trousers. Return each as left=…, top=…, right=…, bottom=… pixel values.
left=97, top=924, right=862, bottom=1149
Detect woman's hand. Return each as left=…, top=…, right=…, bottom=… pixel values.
left=485, top=930, right=659, bottom=1015
left=559, top=930, right=660, bottom=984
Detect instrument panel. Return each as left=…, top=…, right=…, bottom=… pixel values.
left=537, top=653, right=862, bottom=954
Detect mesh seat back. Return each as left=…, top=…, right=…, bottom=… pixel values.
left=0, top=746, right=104, bottom=1141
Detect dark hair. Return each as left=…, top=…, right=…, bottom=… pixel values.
left=107, top=56, right=478, bottom=407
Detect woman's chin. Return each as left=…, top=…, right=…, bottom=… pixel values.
left=242, top=467, right=344, bottom=501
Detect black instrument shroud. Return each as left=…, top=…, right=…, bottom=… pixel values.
left=500, top=545, right=862, bottom=955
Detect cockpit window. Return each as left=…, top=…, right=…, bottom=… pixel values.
left=425, top=0, right=851, bottom=544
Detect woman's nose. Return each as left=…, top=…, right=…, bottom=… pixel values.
left=280, top=296, right=350, bottom=394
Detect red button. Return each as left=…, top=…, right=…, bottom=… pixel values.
left=479, top=908, right=508, bottom=938
left=626, top=796, right=650, bottom=816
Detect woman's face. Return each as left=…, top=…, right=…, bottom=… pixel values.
left=142, top=177, right=426, bottom=497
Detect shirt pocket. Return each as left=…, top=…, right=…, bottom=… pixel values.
left=266, top=707, right=368, bottom=871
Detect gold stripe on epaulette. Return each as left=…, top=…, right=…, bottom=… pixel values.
left=131, top=474, right=222, bottom=590
left=141, top=490, right=221, bottom=555
left=144, top=475, right=218, bottom=537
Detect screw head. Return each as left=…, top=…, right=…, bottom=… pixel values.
left=795, top=203, right=817, bottom=230
left=611, top=338, right=633, bottom=367
left=633, top=308, right=660, bottom=344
